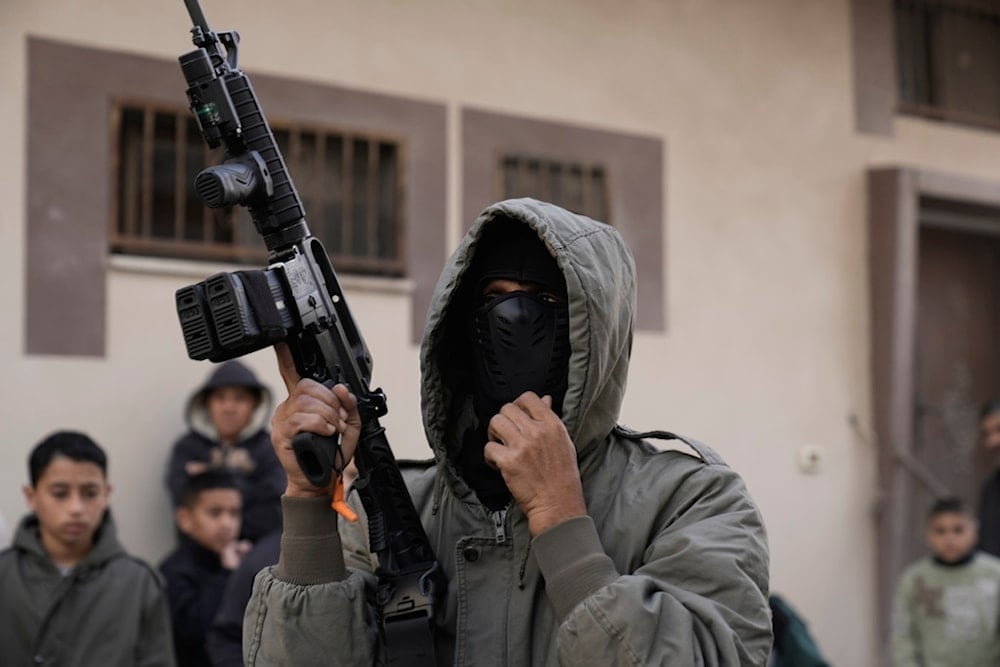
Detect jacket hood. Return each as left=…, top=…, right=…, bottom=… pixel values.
left=13, top=510, right=124, bottom=572
left=420, top=198, right=636, bottom=465
left=185, top=360, right=273, bottom=441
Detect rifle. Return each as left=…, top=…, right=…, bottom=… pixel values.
left=172, top=2, right=443, bottom=663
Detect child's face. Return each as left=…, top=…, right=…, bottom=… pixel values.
left=176, top=488, right=242, bottom=555
left=981, top=411, right=1000, bottom=452
left=926, top=511, right=978, bottom=563
left=207, top=386, right=258, bottom=442
left=23, top=455, right=110, bottom=554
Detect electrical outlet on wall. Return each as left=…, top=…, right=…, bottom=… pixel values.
left=797, top=444, right=825, bottom=475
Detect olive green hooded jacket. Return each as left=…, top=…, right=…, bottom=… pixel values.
left=245, top=199, right=772, bottom=665
left=0, top=510, right=176, bottom=666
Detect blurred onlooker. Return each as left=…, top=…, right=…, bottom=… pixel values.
left=206, top=528, right=280, bottom=667
left=977, top=400, right=1000, bottom=557
left=161, top=470, right=250, bottom=667
left=166, top=360, right=284, bottom=542
left=767, top=594, right=830, bottom=667
left=891, top=497, right=1000, bottom=666
left=0, top=431, right=175, bottom=666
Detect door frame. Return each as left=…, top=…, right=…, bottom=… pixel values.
left=868, top=166, right=1000, bottom=638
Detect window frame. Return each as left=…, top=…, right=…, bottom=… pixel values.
left=109, top=98, right=408, bottom=277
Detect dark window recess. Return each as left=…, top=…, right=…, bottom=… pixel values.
left=498, top=154, right=610, bottom=223
left=112, top=103, right=405, bottom=275
left=895, top=0, right=1000, bottom=129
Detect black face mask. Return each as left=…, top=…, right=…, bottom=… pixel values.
left=469, top=290, right=570, bottom=423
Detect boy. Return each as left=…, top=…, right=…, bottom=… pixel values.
left=165, top=360, right=285, bottom=542
left=891, top=497, right=1000, bottom=666
left=0, top=430, right=175, bottom=666
left=160, top=470, right=250, bottom=667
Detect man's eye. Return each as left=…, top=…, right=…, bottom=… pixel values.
left=539, top=292, right=560, bottom=304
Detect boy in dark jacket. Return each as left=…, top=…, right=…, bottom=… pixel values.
left=0, top=431, right=175, bottom=666
left=160, top=470, right=249, bottom=667
left=166, top=359, right=285, bottom=542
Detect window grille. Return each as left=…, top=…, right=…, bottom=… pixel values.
left=895, top=0, right=1000, bottom=129
left=111, top=102, right=404, bottom=275
left=498, top=154, right=610, bottom=223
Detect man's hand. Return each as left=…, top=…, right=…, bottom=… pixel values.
left=483, top=392, right=587, bottom=536
left=270, top=343, right=362, bottom=498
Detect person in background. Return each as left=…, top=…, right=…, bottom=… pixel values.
left=0, top=431, right=175, bottom=666
left=768, top=594, right=830, bottom=667
left=160, top=470, right=249, bottom=667
left=891, top=497, right=1000, bottom=666
left=166, top=359, right=285, bottom=543
left=206, top=528, right=280, bottom=667
left=976, top=400, right=1000, bottom=557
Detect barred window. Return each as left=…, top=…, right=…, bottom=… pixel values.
left=895, top=0, right=1000, bottom=129
left=498, top=154, right=610, bottom=223
left=111, top=102, right=404, bottom=275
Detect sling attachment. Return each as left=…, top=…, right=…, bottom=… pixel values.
left=380, top=563, right=441, bottom=666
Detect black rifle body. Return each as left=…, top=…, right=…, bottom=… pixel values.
left=173, top=2, right=442, bottom=663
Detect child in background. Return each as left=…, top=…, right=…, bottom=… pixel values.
left=891, top=497, right=1000, bottom=666
left=0, top=431, right=175, bottom=666
left=977, top=400, right=1000, bottom=557
left=166, top=360, right=285, bottom=542
left=160, top=470, right=250, bottom=667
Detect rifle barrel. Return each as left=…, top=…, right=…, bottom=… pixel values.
left=183, top=0, right=211, bottom=33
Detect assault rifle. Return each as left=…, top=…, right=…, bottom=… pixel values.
left=172, top=1, right=442, bottom=663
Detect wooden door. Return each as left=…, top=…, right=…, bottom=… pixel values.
left=906, top=226, right=1000, bottom=562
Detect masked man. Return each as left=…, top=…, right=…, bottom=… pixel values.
left=244, top=198, right=772, bottom=666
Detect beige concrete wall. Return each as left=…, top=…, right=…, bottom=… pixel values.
left=6, top=0, right=1000, bottom=664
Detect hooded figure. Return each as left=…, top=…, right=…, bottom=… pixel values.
left=165, top=360, right=284, bottom=542
left=244, top=199, right=772, bottom=665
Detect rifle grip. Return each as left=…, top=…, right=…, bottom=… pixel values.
left=291, top=432, right=340, bottom=489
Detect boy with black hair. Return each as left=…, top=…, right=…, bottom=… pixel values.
left=0, top=430, right=175, bottom=666
left=160, top=470, right=250, bottom=667
left=891, top=497, right=1000, bottom=666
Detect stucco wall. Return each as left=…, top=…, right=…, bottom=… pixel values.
left=6, top=1, right=1000, bottom=664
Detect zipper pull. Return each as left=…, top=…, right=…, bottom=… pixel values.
left=491, top=509, right=507, bottom=544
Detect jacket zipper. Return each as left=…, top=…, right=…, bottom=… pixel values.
left=491, top=509, right=508, bottom=544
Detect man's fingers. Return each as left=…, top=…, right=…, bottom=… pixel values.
left=274, top=342, right=301, bottom=394
left=513, top=391, right=554, bottom=420
left=273, top=384, right=358, bottom=448
left=483, top=441, right=507, bottom=471
left=330, top=385, right=360, bottom=424
left=286, top=412, right=338, bottom=439
left=488, top=412, right=519, bottom=444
